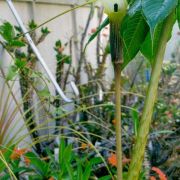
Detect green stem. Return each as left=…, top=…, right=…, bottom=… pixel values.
left=114, top=64, right=123, bottom=180
left=127, top=11, right=175, bottom=180
left=110, top=19, right=123, bottom=179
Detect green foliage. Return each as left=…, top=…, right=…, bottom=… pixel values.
left=28, top=20, right=37, bottom=30
left=54, top=40, right=71, bottom=64
left=141, top=13, right=176, bottom=65
left=37, top=86, right=50, bottom=98
left=0, top=22, right=15, bottom=42
left=131, top=109, right=139, bottom=137
left=41, top=27, right=50, bottom=35
left=142, top=0, right=178, bottom=35
left=177, top=0, right=180, bottom=28
left=0, top=22, right=25, bottom=48
left=0, top=140, right=106, bottom=179
left=6, top=65, right=18, bottom=81
left=140, top=23, right=164, bottom=65
left=84, top=18, right=109, bottom=51
left=0, top=146, right=14, bottom=172
left=6, top=58, right=28, bottom=81
left=121, top=9, right=149, bottom=69
left=25, top=152, right=49, bottom=176
left=0, top=1, right=179, bottom=180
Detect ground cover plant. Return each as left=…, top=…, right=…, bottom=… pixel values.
left=0, top=0, right=179, bottom=179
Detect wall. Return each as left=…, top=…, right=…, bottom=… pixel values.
left=0, top=0, right=101, bottom=147
left=0, top=0, right=179, bottom=147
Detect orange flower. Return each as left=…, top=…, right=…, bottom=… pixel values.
left=152, top=167, right=167, bottom=180
left=108, top=153, right=117, bottom=167
left=10, top=148, right=28, bottom=160
left=108, top=153, right=130, bottom=167
left=48, top=177, right=54, bottom=180
left=81, top=143, right=88, bottom=150
left=150, top=176, right=156, bottom=180
left=24, top=156, right=31, bottom=166
left=112, top=119, right=116, bottom=125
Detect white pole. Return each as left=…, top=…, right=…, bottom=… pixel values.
left=6, top=0, right=73, bottom=102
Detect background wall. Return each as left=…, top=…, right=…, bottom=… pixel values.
left=0, top=0, right=179, bottom=146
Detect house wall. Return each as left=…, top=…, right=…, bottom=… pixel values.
left=0, top=0, right=179, bottom=147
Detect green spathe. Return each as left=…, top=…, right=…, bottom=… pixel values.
left=100, top=0, right=128, bottom=22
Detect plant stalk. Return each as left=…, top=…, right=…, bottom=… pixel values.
left=110, top=16, right=123, bottom=179
left=114, top=64, right=123, bottom=180
left=127, top=11, right=176, bottom=180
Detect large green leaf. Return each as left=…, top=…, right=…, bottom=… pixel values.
left=177, top=0, right=180, bottom=28
left=142, top=0, right=178, bottom=35
left=128, top=0, right=142, bottom=16
left=141, top=12, right=176, bottom=65
left=121, top=9, right=149, bottom=69
left=140, top=23, right=164, bottom=64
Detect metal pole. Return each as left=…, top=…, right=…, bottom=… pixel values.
left=6, top=0, right=74, bottom=102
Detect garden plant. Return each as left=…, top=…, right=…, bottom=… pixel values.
left=0, top=0, right=179, bottom=179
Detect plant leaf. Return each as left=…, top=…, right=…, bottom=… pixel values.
left=10, top=40, right=25, bottom=47
left=140, top=23, right=164, bottom=65
left=0, top=22, right=15, bottom=42
left=128, top=0, right=142, bottom=16
left=121, top=9, right=149, bottom=69
left=142, top=0, right=178, bottom=35
left=6, top=65, right=18, bottom=81
left=25, top=152, right=48, bottom=176
left=141, top=12, right=176, bottom=65
left=0, top=146, right=14, bottom=172
left=84, top=18, right=109, bottom=51
left=37, top=86, right=50, bottom=98
left=177, top=0, right=180, bottom=28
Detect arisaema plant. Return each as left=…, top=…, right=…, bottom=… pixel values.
left=85, top=0, right=179, bottom=179
left=1, top=0, right=179, bottom=179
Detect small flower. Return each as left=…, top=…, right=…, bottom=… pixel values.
left=48, top=177, right=55, bottom=180
left=150, top=176, right=156, bottom=180
left=108, top=153, right=130, bottom=167
left=24, top=156, right=31, bottom=166
left=112, top=119, right=116, bottom=125
left=151, top=167, right=167, bottom=180
left=81, top=143, right=88, bottom=150
left=108, top=153, right=117, bottom=167
left=10, top=148, right=28, bottom=160
left=81, top=143, right=93, bottom=150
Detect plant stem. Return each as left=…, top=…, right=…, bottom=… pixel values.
left=127, top=11, right=175, bottom=180
left=110, top=17, right=123, bottom=179
left=114, top=64, right=123, bottom=180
